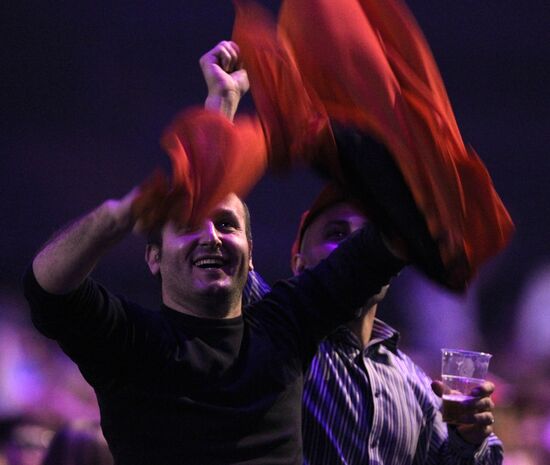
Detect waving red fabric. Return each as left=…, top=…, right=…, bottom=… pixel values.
left=233, top=0, right=514, bottom=289
left=134, top=108, right=267, bottom=230
left=161, top=108, right=267, bottom=227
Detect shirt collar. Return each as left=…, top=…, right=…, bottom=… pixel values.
left=330, top=318, right=400, bottom=353
left=370, top=318, right=400, bottom=350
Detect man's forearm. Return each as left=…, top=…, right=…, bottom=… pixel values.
left=33, top=191, right=137, bottom=295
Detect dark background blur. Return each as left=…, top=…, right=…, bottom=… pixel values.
left=2, top=0, right=549, bottom=344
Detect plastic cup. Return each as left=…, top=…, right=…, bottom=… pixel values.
left=440, top=348, right=492, bottom=424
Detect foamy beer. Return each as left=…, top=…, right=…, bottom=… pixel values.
left=440, top=349, right=492, bottom=424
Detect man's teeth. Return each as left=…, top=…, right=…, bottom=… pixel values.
left=195, top=258, right=224, bottom=268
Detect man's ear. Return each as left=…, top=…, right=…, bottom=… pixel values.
left=291, top=253, right=306, bottom=276
left=145, top=244, right=161, bottom=276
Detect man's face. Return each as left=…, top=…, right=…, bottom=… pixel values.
left=150, top=193, right=252, bottom=315
left=293, top=202, right=367, bottom=274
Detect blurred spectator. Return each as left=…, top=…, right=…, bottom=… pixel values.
left=0, top=416, right=54, bottom=465
left=41, top=421, right=113, bottom=465
left=492, top=263, right=550, bottom=465
left=0, top=292, right=99, bottom=422
left=475, top=258, right=550, bottom=465
left=515, top=263, right=550, bottom=363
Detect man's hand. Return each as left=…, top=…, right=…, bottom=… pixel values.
left=200, top=40, right=249, bottom=120
left=432, top=380, right=496, bottom=445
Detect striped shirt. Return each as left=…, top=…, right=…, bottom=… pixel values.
left=302, top=320, right=503, bottom=465
left=243, top=269, right=272, bottom=307
left=242, top=272, right=503, bottom=464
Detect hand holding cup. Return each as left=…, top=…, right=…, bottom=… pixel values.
left=432, top=348, right=496, bottom=444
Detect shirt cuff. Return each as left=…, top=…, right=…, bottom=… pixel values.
left=448, top=425, right=502, bottom=464
left=447, top=427, right=502, bottom=460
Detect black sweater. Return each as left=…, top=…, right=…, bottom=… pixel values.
left=23, top=226, right=403, bottom=465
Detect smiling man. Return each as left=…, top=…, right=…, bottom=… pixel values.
left=145, top=194, right=253, bottom=319
left=23, top=180, right=405, bottom=464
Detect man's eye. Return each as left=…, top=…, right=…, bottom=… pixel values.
left=217, top=221, right=237, bottom=231
left=324, top=228, right=348, bottom=242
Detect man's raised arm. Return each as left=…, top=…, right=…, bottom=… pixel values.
left=32, top=188, right=140, bottom=295
left=31, top=39, right=255, bottom=296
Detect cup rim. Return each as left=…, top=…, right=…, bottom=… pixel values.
left=440, top=348, right=492, bottom=358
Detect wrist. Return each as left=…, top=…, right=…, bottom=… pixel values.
left=205, top=91, right=240, bottom=120
left=447, top=426, right=488, bottom=457
left=97, top=198, right=135, bottom=243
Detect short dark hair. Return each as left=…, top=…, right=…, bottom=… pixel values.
left=242, top=200, right=252, bottom=245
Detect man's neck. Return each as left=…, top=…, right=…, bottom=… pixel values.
left=345, top=305, right=377, bottom=348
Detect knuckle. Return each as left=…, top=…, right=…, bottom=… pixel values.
left=481, top=413, right=494, bottom=425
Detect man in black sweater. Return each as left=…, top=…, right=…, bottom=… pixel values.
left=23, top=185, right=403, bottom=464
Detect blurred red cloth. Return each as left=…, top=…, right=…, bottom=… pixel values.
left=161, top=108, right=267, bottom=227
left=134, top=108, right=267, bottom=230
left=232, top=0, right=514, bottom=290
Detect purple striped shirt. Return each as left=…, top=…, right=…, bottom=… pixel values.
left=302, top=320, right=503, bottom=465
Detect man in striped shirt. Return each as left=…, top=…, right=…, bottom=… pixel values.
left=288, top=185, right=504, bottom=465
left=201, top=39, right=504, bottom=465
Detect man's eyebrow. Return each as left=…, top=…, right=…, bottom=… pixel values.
left=212, top=207, right=237, bottom=216
left=322, top=218, right=368, bottom=230
left=213, top=208, right=241, bottom=223
left=323, top=220, right=350, bottom=228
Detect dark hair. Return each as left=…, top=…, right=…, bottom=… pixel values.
left=242, top=200, right=253, bottom=244
left=41, top=421, right=113, bottom=465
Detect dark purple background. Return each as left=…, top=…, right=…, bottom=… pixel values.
left=2, top=1, right=549, bottom=318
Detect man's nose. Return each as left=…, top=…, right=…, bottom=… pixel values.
left=198, top=221, right=222, bottom=248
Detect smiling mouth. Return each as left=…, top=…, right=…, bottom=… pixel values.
left=193, top=257, right=227, bottom=269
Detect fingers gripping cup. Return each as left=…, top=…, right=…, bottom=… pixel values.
left=440, top=348, right=492, bottom=424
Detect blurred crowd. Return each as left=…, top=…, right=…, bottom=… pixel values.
left=0, top=261, right=549, bottom=465
left=0, top=292, right=111, bottom=465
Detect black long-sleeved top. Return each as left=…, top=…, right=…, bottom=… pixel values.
left=23, top=226, right=403, bottom=465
